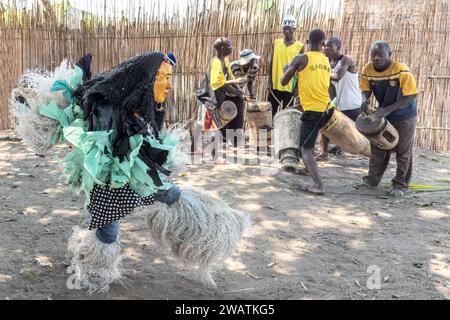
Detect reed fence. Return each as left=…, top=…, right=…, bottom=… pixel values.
left=0, top=0, right=449, bottom=151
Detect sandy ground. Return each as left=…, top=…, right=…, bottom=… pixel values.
left=0, top=129, right=449, bottom=300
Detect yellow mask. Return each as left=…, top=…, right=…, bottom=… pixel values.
left=153, top=62, right=173, bottom=103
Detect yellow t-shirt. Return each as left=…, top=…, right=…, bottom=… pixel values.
left=210, top=57, right=234, bottom=91
left=272, top=38, right=304, bottom=92
left=297, top=51, right=332, bottom=112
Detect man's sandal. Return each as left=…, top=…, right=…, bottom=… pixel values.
left=303, top=185, right=325, bottom=196
left=388, top=189, right=405, bottom=197
left=353, top=181, right=376, bottom=190
left=315, top=154, right=328, bottom=162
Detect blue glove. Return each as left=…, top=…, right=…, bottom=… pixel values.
left=154, top=185, right=181, bottom=205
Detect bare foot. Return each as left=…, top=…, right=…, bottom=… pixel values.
left=210, top=157, right=227, bottom=165
left=304, top=185, right=325, bottom=195
left=315, top=153, right=328, bottom=162
left=191, top=148, right=203, bottom=155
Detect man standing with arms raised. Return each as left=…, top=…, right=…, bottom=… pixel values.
left=281, top=29, right=334, bottom=195
left=268, top=16, right=304, bottom=117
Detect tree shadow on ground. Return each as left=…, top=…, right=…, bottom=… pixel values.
left=0, top=131, right=449, bottom=300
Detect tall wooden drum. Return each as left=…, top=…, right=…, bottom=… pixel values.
left=273, top=108, right=302, bottom=171
left=246, top=100, right=272, bottom=151
left=320, top=109, right=371, bottom=157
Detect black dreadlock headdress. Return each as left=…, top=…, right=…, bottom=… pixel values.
left=78, top=52, right=167, bottom=159
left=81, top=51, right=166, bottom=133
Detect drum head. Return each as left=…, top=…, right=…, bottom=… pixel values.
left=356, top=114, right=387, bottom=136
left=246, top=100, right=271, bottom=113
left=273, top=108, right=302, bottom=122
left=219, top=100, right=237, bottom=121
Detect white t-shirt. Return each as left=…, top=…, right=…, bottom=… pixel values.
left=331, top=57, right=362, bottom=111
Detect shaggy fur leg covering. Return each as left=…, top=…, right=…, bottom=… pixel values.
left=67, top=226, right=123, bottom=294
left=146, top=187, right=251, bottom=287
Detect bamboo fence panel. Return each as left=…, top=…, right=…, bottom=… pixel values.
left=0, top=0, right=449, bottom=151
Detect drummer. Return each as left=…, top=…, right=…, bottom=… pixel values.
left=231, top=49, right=261, bottom=100
left=209, top=37, right=247, bottom=138
left=194, top=37, right=248, bottom=163
left=317, top=37, right=362, bottom=161
left=358, top=41, right=418, bottom=197
left=281, top=29, right=334, bottom=195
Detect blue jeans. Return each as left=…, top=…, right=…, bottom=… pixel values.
left=96, top=221, right=120, bottom=244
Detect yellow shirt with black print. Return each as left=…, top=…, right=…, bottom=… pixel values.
left=297, top=51, right=332, bottom=112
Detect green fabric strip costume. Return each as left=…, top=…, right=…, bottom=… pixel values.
left=37, top=52, right=180, bottom=230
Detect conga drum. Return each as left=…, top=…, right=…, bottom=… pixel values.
left=320, top=109, right=371, bottom=157
left=356, top=114, right=399, bottom=150
left=273, top=108, right=302, bottom=172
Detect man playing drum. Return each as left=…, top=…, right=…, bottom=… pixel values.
left=358, top=41, right=418, bottom=197
left=231, top=49, right=261, bottom=100
left=194, top=37, right=248, bottom=163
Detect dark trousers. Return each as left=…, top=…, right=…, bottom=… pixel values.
left=268, top=89, right=294, bottom=117
left=363, top=116, right=417, bottom=190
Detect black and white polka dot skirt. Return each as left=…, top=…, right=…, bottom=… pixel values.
left=87, top=184, right=156, bottom=230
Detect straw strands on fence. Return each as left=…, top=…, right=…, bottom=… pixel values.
left=0, top=0, right=449, bottom=151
